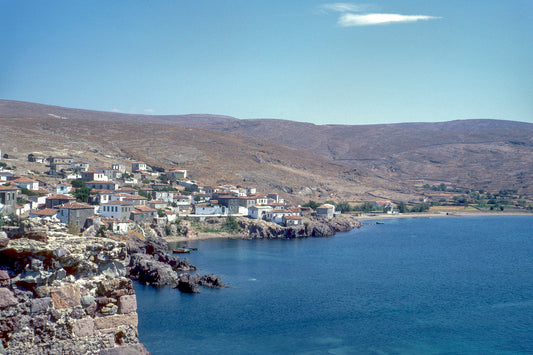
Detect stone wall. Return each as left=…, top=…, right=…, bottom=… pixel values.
left=0, top=218, right=149, bottom=354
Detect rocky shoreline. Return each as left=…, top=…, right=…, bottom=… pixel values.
left=0, top=218, right=226, bottom=354
left=0, top=218, right=148, bottom=354
left=0, top=215, right=360, bottom=354
left=165, top=215, right=363, bottom=242
left=239, top=215, right=362, bottom=239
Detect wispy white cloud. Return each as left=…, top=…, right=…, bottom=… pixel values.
left=111, top=108, right=122, bottom=113
left=320, top=3, right=367, bottom=13
left=338, top=13, right=440, bottom=26
left=320, top=3, right=440, bottom=26
left=144, top=109, right=155, bottom=114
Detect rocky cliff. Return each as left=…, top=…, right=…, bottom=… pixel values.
left=238, top=215, right=362, bottom=239
left=0, top=218, right=149, bottom=354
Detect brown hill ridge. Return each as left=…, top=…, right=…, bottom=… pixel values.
left=1, top=99, right=532, bottom=202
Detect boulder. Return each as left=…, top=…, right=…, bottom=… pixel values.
left=176, top=273, right=201, bottom=293
left=128, top=253, right=178, bottom=287
left=199, top=274, right=225, bottom=289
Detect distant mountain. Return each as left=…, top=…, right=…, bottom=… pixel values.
left=1, top=99, right=532, bottom=202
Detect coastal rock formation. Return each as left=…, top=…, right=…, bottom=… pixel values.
left=126, top=235, right=197, bottom=287
left=0, top=218, right=149, bottom=354
left=239, top=215, right=362, bottom=239
left=176, top=273, right=225, bottom=293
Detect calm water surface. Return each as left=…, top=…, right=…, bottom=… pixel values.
left=135, top=216, right=533, bottom=354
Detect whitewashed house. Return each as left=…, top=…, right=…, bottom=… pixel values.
left=101, top=200, right=134, bottom=220
left=248, top=205, right=273, bottom=220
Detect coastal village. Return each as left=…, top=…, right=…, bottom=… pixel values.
left=0, top=151, right=531, bottom=354
left=0, top=152, right=346, bottom=237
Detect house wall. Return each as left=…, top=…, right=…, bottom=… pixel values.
left=317, top=208, right=334, bottom=219
left=217, top=198, right=239, bottom=214
left=195, top=205, right=226, bottom=215
left=0, top=190, right=19, bottom=215
left=56, top=185, right=72, bottom=194
left=57, top=208, right=94, bottom=230
left=86, top=182, right=118, bottom=190
left=111, top=222, right=131, bottom=234
left=46, top=198, right=74, bottom=209
left=101, top=205, right=133, bottom=220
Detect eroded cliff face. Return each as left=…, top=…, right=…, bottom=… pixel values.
left=0, top=218, right=149, bottom=355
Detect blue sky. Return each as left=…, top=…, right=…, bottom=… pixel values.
left=1, top=1, right=532, bottom=125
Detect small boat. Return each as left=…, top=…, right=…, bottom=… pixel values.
left=376, top=222, right=385, bottom=225
left=173, top=248, right=191, bottom=254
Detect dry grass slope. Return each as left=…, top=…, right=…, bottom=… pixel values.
left=1, top=99, right=532, bottom=202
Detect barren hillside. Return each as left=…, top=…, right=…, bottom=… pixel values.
left=1, top=99, right=532, bottom=202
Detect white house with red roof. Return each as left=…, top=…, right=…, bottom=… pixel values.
left=12, top=177, right=39, bottom=191
left=374, top=200, right=394, bottom=212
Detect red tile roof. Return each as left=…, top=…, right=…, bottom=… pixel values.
left=30, top=208, right=58, bottom=216
left=59, top=202, right=93, bottom=210
left=46, top=194, right=75, bottom=200
left=0, top=185, right=20, bottom=191
left=13, top=177, right=37, bottom=183
left=134, top=205, right=156, bottom=212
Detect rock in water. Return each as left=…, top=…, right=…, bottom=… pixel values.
left=175, top=273, right=201, bottom=293
left=199, top=274, right=225, bottom=288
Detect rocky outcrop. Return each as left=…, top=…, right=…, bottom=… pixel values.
left=198, top=274, right=225, bottom=289
left=175, top=273, right=225, bottom=293
left=239, top=215, right=362, bottom=239
left=126, top=235, right=225, bottom=294
left=0, top=218, right=149, bottom=354
left=126, top=235, right=197, bottom=287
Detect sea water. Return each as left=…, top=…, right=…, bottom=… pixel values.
left=135, top=216, right=533, bottom=354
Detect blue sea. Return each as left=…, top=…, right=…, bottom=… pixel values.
left=135, top=216, right=533, bottom=354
